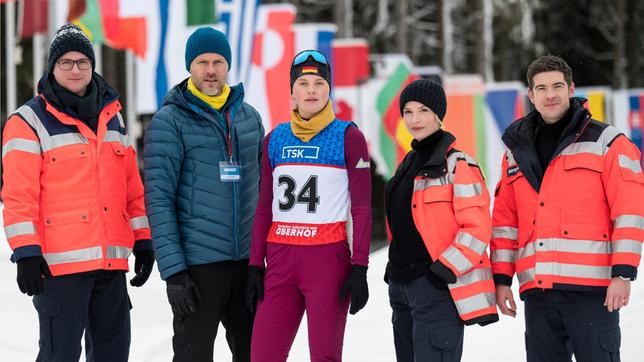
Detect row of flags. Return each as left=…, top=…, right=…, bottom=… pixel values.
left=6, top=0, right=644, bottom=186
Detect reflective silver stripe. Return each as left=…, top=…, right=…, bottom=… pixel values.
left=117, top=113, right=126, bottom=128
left=517, top=268, right=535, bottom=284
left=4, top=221, right=37, bottom=238
left=16, top=105, right=50, bottom=141
left=454, top=292, right=496, bottom=316
left=413, top=175, right=452, bottom=191
left=16, top=105, right=88, bottom=151
left=506, top=149, right=517, bottom=166
left=449, top=151, right=478, bottom=166
left=2, top=138, right=41, bottom=158
left=104, top=130, right=131, bottom=147
left=614, top=239, right=643, bottom=254
left=560, top=142, right=604, bottom=157
left=454, top=183, right=482, bottom=197
left=106, top=246, right=132, bottom=259
left=42, top=133, right=87, bottom=151
left=492, top=226, right=518, bottom=240
left=491, top=249, right=515, bottom=264
left=537, top=238, right=611, bottom=255
left=618, top=154, right=642, bottom=174
left=451, top=267, right=493, bottom=289
left=517, top=241, right=535, bottom=259
left=456, top=231, right=488, bottom=255
left=130, top=216, right=149, bottom=230
left=536, top=262, right=611, bottom=280
left=443, top=245, right=473, bottom=274
left=614, top=215, right=644, bottom=230
left=44, top=246, right=102, bottom=265
left=561, top=126, right=621, bottom=157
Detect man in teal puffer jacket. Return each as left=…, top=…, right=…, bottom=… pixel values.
left=143, top=27, right=264, bottom=362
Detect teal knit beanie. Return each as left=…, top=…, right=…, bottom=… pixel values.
left=185, top=27, right=231, bottom=71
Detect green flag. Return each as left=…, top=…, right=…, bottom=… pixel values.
left=187, top=0, right=217, bottom=26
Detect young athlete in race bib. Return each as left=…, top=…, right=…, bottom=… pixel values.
left=246, top=50, right=372, bottom=362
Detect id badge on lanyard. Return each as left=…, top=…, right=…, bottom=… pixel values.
left=219, top=112, right=240, bottom=182
left=220, top=160, right=241, bottom=182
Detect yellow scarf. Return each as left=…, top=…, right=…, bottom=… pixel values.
left=187, top=77, right=230, bottom=111
left=290, top=101, right=336, bottom=142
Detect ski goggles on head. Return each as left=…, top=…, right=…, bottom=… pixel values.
left=292, top=50, right=329, bottom=66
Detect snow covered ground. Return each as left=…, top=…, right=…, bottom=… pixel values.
left=1, top=204, right=642, bottom=361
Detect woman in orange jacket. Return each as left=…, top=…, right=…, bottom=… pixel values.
left=384, top=79, right=498, bottom=361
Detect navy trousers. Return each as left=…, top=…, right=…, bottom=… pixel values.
left=388, top=276, right=464, bottom=362
left=524, top=290, right=621, bottom=362
left=171, top=261, right=253, bottom=362
left=33, top=270, right=130, bottom=362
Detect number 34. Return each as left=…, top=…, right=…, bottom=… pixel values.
left=277, top=175, right=320, bottom=212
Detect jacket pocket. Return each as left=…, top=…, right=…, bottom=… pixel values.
left=33, top=294, right=63, bottom=354
left=47, top=144, right=89, bottom=163
left=119, top=208, right=135, bottom=244
left=563, top=155, right=603, bottom=173
left=423, top=184, right=453, bottom=203
left=430, top=325, right=463, bottom=358
left=43, top=209, right=90, bottom=251
left=599, top=328, right=621, bottom=362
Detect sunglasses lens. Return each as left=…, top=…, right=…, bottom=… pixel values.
left=293, top=50, right=328, bottom=66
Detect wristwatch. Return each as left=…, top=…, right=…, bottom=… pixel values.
left=617, top=276, right=632, bottom=281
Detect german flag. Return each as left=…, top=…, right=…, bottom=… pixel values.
left=302, top=66, right=318, bottom=74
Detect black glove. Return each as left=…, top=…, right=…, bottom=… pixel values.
left=130, top=250, right=155, bottom=287
left=16, top=256, right=52, bottom=296
left=246, top=266, right=265, bottom=313
left=340, top=265, right=369, bottom=315
left=430, top=260, right=457, bottom=284
left=166, top=271, right=201, bottom=316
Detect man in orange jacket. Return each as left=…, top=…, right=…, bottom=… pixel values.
left=491, top=55, right=643, bottom=362
left=1, top=24, right=153, bottom=361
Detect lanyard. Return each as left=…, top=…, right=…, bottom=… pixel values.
left=225, top=110, right=233, bottom=162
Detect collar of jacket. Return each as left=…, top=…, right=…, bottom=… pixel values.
left=385, top=131, right=457, bottom=211
left=165, top=78, right=245, bottom=117
left=38, top=71, right=119, bottom=117
left=415, top=130, right=456, bottom=171
left=501, top=97, right=591, bottom=192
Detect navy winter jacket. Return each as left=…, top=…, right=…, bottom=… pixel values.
left=143, top=79, right=264, bottom=280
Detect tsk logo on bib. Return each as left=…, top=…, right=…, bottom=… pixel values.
left=281, top=146, right=319, bottom=160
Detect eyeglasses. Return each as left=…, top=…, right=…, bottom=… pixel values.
left=57, top=59, right=92, bottom=71
left=292, top=50, right=329, bottom=66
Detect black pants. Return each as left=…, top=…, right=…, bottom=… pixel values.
left=172, top=260, right=253, bottom=362
left=525, top=290, right=621, bottom=362
left=388, top=276, right=464, bottom=362
left=33, top=270, right=130, bottom=362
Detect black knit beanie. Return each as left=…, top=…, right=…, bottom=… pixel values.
left=399, top=79, right=447, bottom=120
left=290, top=52, right=332, bottom=91
left=48, top=24, right=95, bottom=73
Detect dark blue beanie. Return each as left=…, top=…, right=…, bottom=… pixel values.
left=185, top=27, right=231, bottom=71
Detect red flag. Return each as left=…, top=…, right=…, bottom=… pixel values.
left=67, top=0, right=86, bottom=21
left=100, top=0, right=147, bottom=58
left=18, top=0, right=48, bottom=39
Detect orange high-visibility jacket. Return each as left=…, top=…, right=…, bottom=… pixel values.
left=2, top=93, right=150, bottom=276
left=491, top=105, right=644, bottom=297
left=389, top=137, right=498, bottom=325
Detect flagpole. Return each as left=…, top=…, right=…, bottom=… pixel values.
left=94, top=45, right=103, bottom=75
left=6, top=0, right=17, bottom=114
left=33, top=33, right=44, bottom=95
left=125, top=50, right=140, bottom=152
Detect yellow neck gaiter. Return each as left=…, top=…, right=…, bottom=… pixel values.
left=187, top=77, right=230, bottom=111
left=290, top=101, right=336, bottom=142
